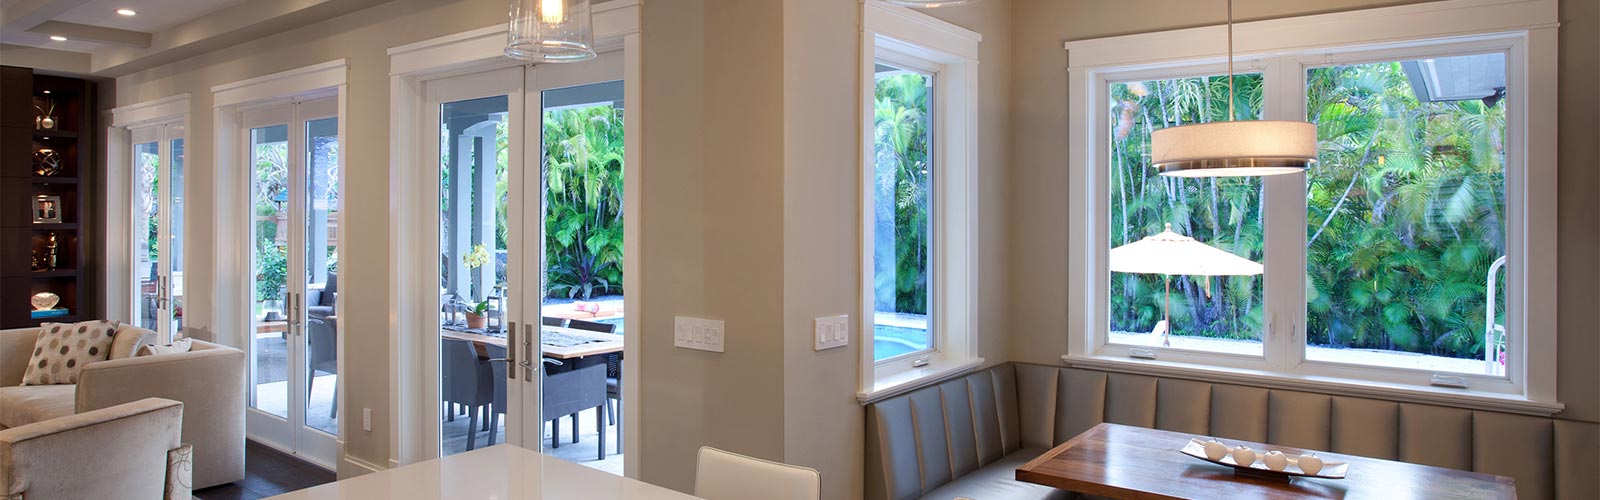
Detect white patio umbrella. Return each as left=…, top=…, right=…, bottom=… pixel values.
left=1109, top=223, right=1263, bottom=345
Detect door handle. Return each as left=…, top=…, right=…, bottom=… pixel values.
left=506, top=321, right=518, bottom=380
left=523, top=323, right=535, bottom=380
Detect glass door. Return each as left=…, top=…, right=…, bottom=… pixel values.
left=530, top=52, right=625, bottom=474
left=131, top=123, right=185, bottom=341
left=243, top=98, right=339, bottom=468
left=425, top=67, right=533, bottom=457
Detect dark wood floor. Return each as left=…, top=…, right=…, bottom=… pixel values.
left=194, top=440, right=335, bottom=500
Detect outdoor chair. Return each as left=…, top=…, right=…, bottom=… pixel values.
left=441, top=338, right=493, bottom=450
left=542, top=362, right=608, bottom=460
left=542, top=317, right=566, bottom=327
left=566, top=319, right=622, bottom=442
left=307, top=316, right=338, bottom=418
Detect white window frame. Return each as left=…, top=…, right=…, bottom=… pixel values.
left=1064, top=0, right=1561, bottom=415
left=858, top=1, right=983, bottom=403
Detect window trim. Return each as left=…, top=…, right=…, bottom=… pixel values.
left=1064, top=0, right=1561, bottom=415
left=858, top=1, right=983, bottom=404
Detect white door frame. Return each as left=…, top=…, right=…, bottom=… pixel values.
left=212, top=60, right=348, bottom=470
left=127, top=122, right=185, bottom=340
left=106, top=95, right=190, bottom=331
left=387, top=0, right=642, bottom=475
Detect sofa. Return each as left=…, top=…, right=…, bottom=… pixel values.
left=866, top=362, right=1600, bottom=500
left=0, top=326, right=246, bottom=489
left=1, top=397, right=191, bottom=499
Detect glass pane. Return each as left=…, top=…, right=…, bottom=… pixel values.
left=1304, top=54, right=1508, bottom=375
left=304, top=117, right=339, bottom=435
left=250, top=124, right=290, bottom=418
left=134, top=141, right=160, bottom=332
left=541, top=81, right=625, bottom=470
left=871, top=63, right=933, bottom=361
left=169, top=137, right=185, bottom=339
left=1106, top=74, right=1266, bottom=356
left=438, top=95, right=509, bottom=456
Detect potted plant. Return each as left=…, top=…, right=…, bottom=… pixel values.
left=464, top=298, right=491, bottom=329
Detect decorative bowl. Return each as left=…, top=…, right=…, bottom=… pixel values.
left=30, top=292, right=59, bottom=311
left=1179, top=439, right=1348, bottom=482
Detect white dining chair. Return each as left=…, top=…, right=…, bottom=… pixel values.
left=695, top=446, right=821, bottom=500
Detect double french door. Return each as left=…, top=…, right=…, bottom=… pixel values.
left=131, top=122, right=185, bottom=341
left=421, top=52, right=624, bottom=462
left=243, top=98, right=340, bottom=467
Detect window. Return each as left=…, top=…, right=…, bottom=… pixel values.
left=1066, top=0, right=1559, bottom=413
left=859, top=2, right=982, bottom=401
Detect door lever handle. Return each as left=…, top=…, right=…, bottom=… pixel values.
left=506, top=321, right=518, bottom=380
left=523, top=323, right=536, bottom=380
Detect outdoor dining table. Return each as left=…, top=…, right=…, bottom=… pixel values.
left=441, top=325, right=623, bottom=360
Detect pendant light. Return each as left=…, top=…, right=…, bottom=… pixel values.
left=1151, top=0, right=1316, bottom=177
left=506, top=0, right=596, bottom=63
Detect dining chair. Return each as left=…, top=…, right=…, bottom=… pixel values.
left=307, top=317, right=338, bottom=418
left=565, top=318, right=623, bottom=442
left=541, top=362, right=608, bottom=460
left=441, top=338, right=492, bottom=450
left=694, top=446, right=820, bottom=500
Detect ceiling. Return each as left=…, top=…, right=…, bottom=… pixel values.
left=0, top=0, right=385, bottom=76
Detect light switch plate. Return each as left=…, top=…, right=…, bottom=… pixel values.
left=815, top=314, right=849, bottom=351
left=675, top=316, right=725, bottom=352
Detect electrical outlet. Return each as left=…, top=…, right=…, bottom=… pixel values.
left=363, top=408, right=372, bottom=432
left=675, top=316, right=725, bottom=352
left=815, top=315, right=849, bottom=350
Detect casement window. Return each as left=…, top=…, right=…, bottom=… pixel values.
left=859, top=2, right=982, bottom=402
left=1065, top=0, right=1560, bottom=414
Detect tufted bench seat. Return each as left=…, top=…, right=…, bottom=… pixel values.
left=866, top=362, right=1599, bottom=500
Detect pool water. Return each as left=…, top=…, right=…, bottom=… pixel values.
left=873, top=324, right=929, bottom=361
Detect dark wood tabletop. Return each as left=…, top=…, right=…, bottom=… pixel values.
left=1016, top=423, right=1517, bottom=499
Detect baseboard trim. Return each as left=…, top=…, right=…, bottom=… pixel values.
left=341, top=454, right=387, bottom=476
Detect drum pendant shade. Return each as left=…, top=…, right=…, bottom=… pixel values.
left=1151, top=121, right=1318, bottom=177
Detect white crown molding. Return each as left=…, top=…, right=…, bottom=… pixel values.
left=211, top=59, right=347, bottom=108
left=864, top=0, right=981, bottom=62
left=388, top=0, right=640, bottom=77
left=108, top=93, right=190, bottom=128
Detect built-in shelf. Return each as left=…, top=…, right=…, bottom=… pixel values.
left=33, top=129, right=77, bottom=139
left=30, top=223, right=78, bottom=231
left=30, top=269, right=77, bottom=278
left=31, top=177, right=77, bottom=185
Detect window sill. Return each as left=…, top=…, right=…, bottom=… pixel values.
left=857, top=357, right=985, bottom=405
left=1061, top=354, right=1564, bottom=417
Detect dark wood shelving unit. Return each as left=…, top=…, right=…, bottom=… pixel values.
left=2, top=65, right=98, bottom=328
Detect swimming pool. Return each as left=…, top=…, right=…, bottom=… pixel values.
left=873, top=324, right=929, bottom=360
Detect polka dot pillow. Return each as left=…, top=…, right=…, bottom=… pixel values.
left=21, top=320, right=120, bottom=385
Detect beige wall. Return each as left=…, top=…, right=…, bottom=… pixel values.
left=108, top=0, right=510, bottom=472
left=1006, top=0, right=1600, bottom=423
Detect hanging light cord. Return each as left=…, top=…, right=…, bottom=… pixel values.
left=1226, top=0, right=1235, bottom=122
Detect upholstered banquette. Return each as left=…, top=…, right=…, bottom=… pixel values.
left=866, top=363, right=1599, bottom=500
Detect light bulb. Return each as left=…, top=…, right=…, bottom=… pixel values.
left=540, top=0, right=564, bottom=24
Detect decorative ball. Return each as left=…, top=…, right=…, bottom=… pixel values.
left=1230, top=446, right=1256, bottom=467
left=1202, top=439, right=1229, bottom=461
left=1298, top=453, right=1324, bottom=475
left=1263, top=451, right=1288, bottom=471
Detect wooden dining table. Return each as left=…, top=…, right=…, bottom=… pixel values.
left=441, top=325, right=623, bottom=360
left=1016, top=423, right=1518, bottom=499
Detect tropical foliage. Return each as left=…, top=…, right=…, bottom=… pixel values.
left=1107, top=60, right=1506, bottom=361
left=873, top=71, right=932, bottom=316
left=542, top=104, right=625, bottom=299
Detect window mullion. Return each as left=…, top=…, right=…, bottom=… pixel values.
left=1260, top=56, right=1307, bottom=372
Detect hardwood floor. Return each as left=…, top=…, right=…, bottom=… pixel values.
left=194, top=440, right=335, bottom=500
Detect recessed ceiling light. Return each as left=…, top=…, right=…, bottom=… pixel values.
left=41, top=90, right=51, bottom=94
left=49, top=35, right=67, bottom=41
left=116, top=8, right=137, bottom=16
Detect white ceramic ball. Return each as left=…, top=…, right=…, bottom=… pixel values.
left=1263, top=451, right=1288, bottom=471
left=1203, top=440, right=1229, bottom=461
left=1298, top=453, right=1324, bottom=475
left=1231, top=446, right=1256, bottom=467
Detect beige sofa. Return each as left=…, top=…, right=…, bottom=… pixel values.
left=866, top=362, right=1600, bottom=500
left=0, top=327, right=246, bottom=490
left=1, top=397, right=191, bottom=499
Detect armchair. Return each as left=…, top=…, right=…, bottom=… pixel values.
left=0, top=397, right=191, bottom=500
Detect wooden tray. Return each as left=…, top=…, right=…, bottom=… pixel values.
left=1179, top=439, right=1348, bottom=482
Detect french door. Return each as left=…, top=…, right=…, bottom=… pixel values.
left=422, top=52, right=625, bottom=461
left=243, top=97, right=340, bottom=467
left=130, top=122, right=185, bottom=341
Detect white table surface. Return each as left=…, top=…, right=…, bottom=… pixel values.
left=266, top=445, right=700, bottom=499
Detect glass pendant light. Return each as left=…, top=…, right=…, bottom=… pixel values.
left=882, top=0, right=981, bottom=7
left=1151, top=0, right=1315, bottom=177
left=506, top=0, right=596, bottom=63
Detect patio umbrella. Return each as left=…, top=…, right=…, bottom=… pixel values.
left=1109, top=223, right=1263, bottom=346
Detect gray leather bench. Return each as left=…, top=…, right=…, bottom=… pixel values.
left=865, top=362, right=1599, bottom=500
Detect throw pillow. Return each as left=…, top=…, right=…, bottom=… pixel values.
left=109, top=325, right=159, bottom=360
left=138, top=338, right=193, bottom=357
left=21, top=320, right=119, bottom=385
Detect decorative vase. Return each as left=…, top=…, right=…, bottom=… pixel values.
left=36, top=115, right=56, bottom=130
left=465, top=312, right=487, bottom=329
left=30, top=292, right=59, bottom=311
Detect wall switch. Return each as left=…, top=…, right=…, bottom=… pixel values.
left=675, top=316, right=725, bottom=352
left=815, top=315, right=849, bottom=350
left=363, top=408, right=372, bottom=432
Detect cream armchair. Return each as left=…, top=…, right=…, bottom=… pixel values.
left=0, top=327, right=245, bottom=489
left=0, top=397, right=191, bottom=500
